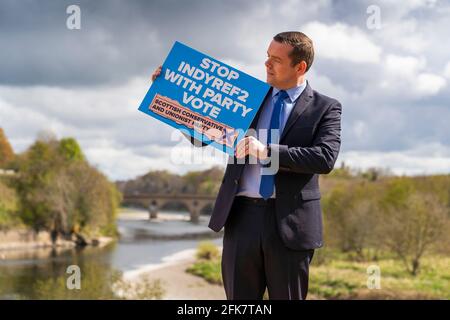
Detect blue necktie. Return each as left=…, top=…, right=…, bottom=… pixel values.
left=259, top=90, right=289, bottom=200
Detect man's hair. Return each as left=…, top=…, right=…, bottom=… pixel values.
left=273, top=31, right=314, bottom=72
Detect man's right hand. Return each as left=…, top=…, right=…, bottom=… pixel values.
left=151, top=65, right=162, bottom=82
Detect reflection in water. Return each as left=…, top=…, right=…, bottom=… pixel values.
left=0, top=243, right=117, bottom=299
left=0, top=211, right=223, bottom=299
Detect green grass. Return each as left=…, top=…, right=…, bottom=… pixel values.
left=309, top=253, right=450, bottom=299
left=186, top=258, right=222, bottom=285
left=187, top=245, right=450, bottom=299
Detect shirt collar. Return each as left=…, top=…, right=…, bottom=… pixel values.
left=272, top=80, right=307, bottom=103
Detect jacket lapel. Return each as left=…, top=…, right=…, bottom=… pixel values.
left=280, top=83, right=314, bottom=142
left=247, top=84, right=314, bottom=141
left=249, top=87, right=273, bottom=129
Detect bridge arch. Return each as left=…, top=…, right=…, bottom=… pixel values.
left=123, top=194, right=216, bottom=223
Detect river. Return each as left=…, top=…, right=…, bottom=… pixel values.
left=0, top=208, right=223, bottom=299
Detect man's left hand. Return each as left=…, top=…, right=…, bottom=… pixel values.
left=235, top=136, right=269, bottom=160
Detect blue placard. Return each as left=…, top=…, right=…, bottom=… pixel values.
left=138, top=41, right=270, bottom=155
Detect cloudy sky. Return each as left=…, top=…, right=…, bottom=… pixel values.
left=1, top=0, right=449, bottom=180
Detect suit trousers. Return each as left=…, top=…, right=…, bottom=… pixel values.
left=221, top=196, right=315, bottom=300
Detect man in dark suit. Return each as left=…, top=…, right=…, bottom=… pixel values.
left=152, top=31, right=342, bottom=300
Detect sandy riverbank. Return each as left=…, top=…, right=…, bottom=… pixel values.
left=124, top=247, right=226, bottom=300
left=139, top=258, right=226, bottom=300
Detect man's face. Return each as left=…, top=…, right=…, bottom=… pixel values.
left=265, top=40, right=300, bottom=89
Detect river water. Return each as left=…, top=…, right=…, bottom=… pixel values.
left=0, top=208, right=223, bottom=299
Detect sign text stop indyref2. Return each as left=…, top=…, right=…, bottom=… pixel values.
left=138, top=42, right=269, bottom=155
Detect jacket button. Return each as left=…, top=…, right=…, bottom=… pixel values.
left=234, top=179, right=239, bottom=185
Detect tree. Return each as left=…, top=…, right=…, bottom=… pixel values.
left=14, top=136, right=120, bottom=240
left=119, top=166, right=223, bottom=197
left=69, top=161, right=121, bottom=237
left=182, top=166, right=223, bottom=195
left=379, top=179, right=448, bottom=275
left=323, top=181, right=380, bottom=259
left=15, top=140, right=56, bottom=232
left=0, top=128, right=14, bottom=167
left=359, top=167, right=392, bottom=181
left=58, top=138, right=84, bottom=162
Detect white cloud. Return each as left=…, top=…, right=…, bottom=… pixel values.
left=381, top=54, right=446, bottom=96
left=302, top=22, right=382, bottom=64
left=377, top=19, right=429, bottom=54
left=444, top=61, right=450, bottom=78
left=221, top=58, right=266, bottom=83
left=85, top=139, right=227, bottom=181
left=416, top=73, right=447, bottom=95
left=379, top=0, right=438, bottom=14
left=337, top=142, right=450, bottom=176
left=308, top=70, right=353, bottom=101
left=0, top=95, right=67, bottom=147
left=352, top=120, right=369, bottom=141
left=278, top=0, right=331, bottom=20
left=385, top=54, right=426, bottom=77
left=0, top=76, right=149, bottom=128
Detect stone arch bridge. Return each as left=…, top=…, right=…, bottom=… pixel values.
left=122, top=193, right=216, bottom=223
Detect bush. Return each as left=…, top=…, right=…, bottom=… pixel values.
left=196, top=241, right=220, bottom=260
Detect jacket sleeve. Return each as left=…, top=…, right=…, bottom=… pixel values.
left=269, top=101, right=342, bottom=174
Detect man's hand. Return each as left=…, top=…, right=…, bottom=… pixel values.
left=151, top=65, right=162, bottom=82
left=235, top=136, right=269, bottom=160
left=204, top=128, right=223, bottom=141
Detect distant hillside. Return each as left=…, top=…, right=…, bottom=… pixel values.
left=116, top=166, right=224, bottom=196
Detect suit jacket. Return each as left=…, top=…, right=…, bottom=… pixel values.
left=189, top=83, right=342, bottom=250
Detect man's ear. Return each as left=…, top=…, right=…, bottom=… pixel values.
left=296, top=61, right=307, bottom=75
